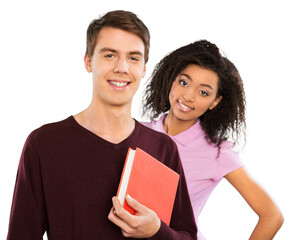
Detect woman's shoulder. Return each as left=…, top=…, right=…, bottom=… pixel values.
left=140, top=120, right=153, bottom=128
left=139, top=114, right=166, bottom=132
left=220, top=139, right=236, bottom=150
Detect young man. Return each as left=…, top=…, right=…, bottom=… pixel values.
left=7, top=10, right=197, bottom=239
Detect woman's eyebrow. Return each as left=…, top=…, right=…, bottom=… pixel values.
left=180, top=73, right=214, bottom=90
left=200, top=83, right=214, bottom=90
left=180, top=73, right=192, bottom=81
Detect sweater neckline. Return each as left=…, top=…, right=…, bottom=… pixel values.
left=68, top=115, right=139, bottom=148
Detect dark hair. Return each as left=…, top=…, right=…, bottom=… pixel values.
left=143, top=40, right=246, bottom=149
left=86, top=10, right=150, bottom=63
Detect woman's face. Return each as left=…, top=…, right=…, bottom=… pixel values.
left=168, top=64, right=222, bottom=125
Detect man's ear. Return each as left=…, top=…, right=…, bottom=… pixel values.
left=209, top=96, right=222, bottom=110
left=84, top=54, right=92, bottom=73
left=141, top=65, right=146, bottom=78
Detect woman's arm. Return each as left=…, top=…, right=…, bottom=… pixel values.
left=224, top=167, right=284, bottom=240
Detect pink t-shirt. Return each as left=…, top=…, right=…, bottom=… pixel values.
left=142, top=114, right=243, bottom=240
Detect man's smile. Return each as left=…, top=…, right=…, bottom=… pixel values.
left=108, top=80, right=131, bottom=88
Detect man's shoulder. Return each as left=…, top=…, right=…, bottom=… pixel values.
left=29, top=116, right=74, bottom=141
left=136, top=121, right=176, bottom=148
left=135, top=121, right=181, bottom=172
left=19, top=116, right=74, bottom=154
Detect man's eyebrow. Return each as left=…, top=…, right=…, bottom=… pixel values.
left=99, top=48, right=143, bottom=56
left=129, top=51, right=143, bottom=56
left=180, top=73, right=214, bottom=90
left=99, top=48, right=117, bottom=53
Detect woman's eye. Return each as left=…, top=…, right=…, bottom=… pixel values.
left=179, top=79, right=187, bottom=86
left=200, top=90, right=209, bottom=96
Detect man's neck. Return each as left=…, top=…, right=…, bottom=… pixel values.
left=74, top=101, right=135, bottom=144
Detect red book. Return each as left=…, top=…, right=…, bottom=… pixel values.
left=116, top=147, right=180, bottom=226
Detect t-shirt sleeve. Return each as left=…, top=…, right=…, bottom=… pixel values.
left=213, top=141, right=244, bottom=181
left=7, top=131, right=48, bottom=239
left=148, top=141, right=197, bottom=240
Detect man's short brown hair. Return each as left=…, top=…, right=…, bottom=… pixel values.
left=86, top=10, right=150, bottom=63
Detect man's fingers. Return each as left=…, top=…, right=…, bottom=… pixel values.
left=112, top=196, right=131, bottom=218
left=125, top=194, right=148, bottom=215
left=108, top=195, right=161, bottom=238
left=108, top=206, right=132, bottom=233
left=110, top=197, right=136, bottom=225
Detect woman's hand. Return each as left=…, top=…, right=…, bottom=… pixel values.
left=225, top=167, right=284, bottom=240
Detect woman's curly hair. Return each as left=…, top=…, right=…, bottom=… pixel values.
left=142, top=40, right=246, bottom=149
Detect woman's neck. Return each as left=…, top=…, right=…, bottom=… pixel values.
left=163, top=113, right=197, bottom=136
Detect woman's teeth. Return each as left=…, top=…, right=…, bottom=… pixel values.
left=178, top=100, right=192, bottom=111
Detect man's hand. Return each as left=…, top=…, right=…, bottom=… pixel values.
left=108, top=194, right=161, bottom=238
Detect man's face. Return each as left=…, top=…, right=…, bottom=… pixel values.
left=84, top=27, right=146, bottom=108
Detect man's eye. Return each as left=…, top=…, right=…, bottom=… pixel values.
left=130, top=57, right=139, bottom=61
left=105, top=54, right=114, bottom=58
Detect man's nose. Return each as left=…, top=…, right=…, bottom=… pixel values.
left=114, top=58, right=129, bottom=74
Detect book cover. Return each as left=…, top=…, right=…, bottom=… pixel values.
left=116, top=147, right=180, bottom=226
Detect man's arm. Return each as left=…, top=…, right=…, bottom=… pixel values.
left=7, top=132, right=48, bottom=239
left=108, top=141, right=197, bottom=239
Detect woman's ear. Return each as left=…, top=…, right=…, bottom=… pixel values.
left=209, top=96, right=222, bottom=110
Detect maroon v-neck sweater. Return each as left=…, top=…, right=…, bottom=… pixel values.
left=7, top=116, right=197, bottom=240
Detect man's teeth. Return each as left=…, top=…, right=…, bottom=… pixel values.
left=110, top=81, right=128, bottom=87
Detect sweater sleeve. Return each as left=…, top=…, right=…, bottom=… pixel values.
left=148, top=142, right=197, bottom=240
left=7, top=131, right=48, bottom=239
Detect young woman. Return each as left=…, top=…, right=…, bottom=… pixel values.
left=142, top=40, right=284, bottom=239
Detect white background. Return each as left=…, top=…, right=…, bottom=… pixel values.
left=0, top=0, right=290, bottom=239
